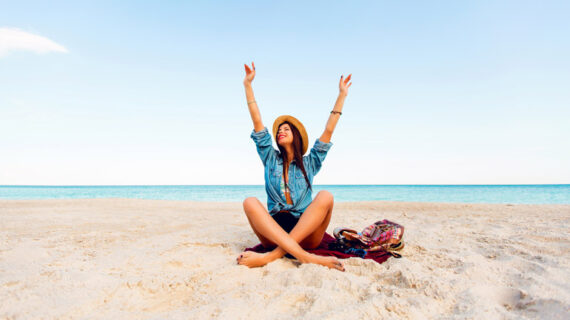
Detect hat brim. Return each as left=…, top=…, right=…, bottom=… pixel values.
left=272, top=115, right=309, bottom=155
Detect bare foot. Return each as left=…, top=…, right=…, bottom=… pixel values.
left=303, top=254, right=345, bottom=272
left=236, top=251, right=270, bottom=268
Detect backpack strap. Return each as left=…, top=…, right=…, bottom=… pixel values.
left=333, top=227, right=358, bottom=241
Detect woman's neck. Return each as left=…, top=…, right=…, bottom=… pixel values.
left=284, top=146, right=294, bottom=163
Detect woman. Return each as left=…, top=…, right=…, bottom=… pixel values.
left=236, top=61, right=352, bottom=272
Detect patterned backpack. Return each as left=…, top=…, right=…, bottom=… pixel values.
left=330, top=219, right=405, bottom=258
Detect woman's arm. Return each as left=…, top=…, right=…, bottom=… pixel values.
left=319, top=74, right=352, bottom=143
left=243, top=62, right=264, bottom=133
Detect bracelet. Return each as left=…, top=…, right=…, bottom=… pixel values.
left=330, top=110, right=342, bottom=115
left=247, top=100, right=256, bottom=104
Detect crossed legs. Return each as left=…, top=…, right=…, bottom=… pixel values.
left=236, top=190, right=344, bottom=271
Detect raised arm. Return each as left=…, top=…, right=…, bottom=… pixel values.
left=243, top=62, right=264, bottom=133
left=319, top=74, right=352, bottom=143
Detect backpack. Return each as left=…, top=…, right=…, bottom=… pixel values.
left=330, top=219, right=405, bottom=258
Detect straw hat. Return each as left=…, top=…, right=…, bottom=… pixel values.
left=272, top=115, right=309, bottom=155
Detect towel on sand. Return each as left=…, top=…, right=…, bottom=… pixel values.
left=244, top=232, right=392, bottom=265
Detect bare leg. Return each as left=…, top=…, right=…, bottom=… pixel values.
left=242, top=192, right=331, bottom=249
left=242, top=200, right=275, bottom=249
left=237, top=191, right=343, bottom=271
left=261, top=190, right=334, bottom=263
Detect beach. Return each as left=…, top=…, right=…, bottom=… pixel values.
left=1, top=199, right=569, bottom=319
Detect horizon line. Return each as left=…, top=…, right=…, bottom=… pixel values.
left=1, top=184, right=568, bottom=187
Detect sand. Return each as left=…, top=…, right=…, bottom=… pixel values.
left=0, top=198, right=569, bottom=319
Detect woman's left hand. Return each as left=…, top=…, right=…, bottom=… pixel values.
left=339, top=73, right=352, bottom=96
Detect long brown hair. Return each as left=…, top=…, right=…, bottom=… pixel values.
left=276, top=121, right=312, bottom=190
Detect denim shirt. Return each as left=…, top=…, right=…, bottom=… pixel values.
left=250, top=126, right=333, bottom=218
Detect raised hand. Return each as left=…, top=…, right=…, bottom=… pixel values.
left=244, top=61, right=256, bottom=85
left=339, top=73, right=352, bottom=96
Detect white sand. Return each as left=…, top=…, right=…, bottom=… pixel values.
left=0, top=199, right=569, bottom=319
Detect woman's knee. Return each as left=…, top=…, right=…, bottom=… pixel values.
left=243, top=197, right=263, bottom=213
left=316, top=190, right=334, bottom=206
left=243, top=197, right=259, bottom=211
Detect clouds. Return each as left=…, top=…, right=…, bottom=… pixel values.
left=0, top=27, right=68, bottom=58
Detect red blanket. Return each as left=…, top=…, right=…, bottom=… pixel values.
left=244, top=232, right=392, bottom=265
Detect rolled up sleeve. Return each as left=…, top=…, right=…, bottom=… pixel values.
left=306, top=138, right=333, bottom=175
left=251, top=127, right=277, bottom=166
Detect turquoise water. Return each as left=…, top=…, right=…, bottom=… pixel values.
left=0, top=185, right=568, bottom=204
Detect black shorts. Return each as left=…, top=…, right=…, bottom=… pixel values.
left=272, top=210, right=300, bottom=233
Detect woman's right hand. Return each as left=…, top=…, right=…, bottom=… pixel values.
left=243, top=61, right=256, bottom=85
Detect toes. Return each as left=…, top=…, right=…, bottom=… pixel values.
left=333, top=259, right=345, bottom=271
left=335, top=262, right=345, bottom=272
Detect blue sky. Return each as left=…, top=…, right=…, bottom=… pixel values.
left=1, top=0, right=569, bottom=185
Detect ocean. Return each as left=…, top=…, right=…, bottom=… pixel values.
left=0, top=185, right=568, bottom=204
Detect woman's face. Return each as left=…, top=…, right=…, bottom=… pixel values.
left=277, top=123, right=294, bottom=146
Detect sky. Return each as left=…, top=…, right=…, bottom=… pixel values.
left=1, top=0, right=569, bottom=185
